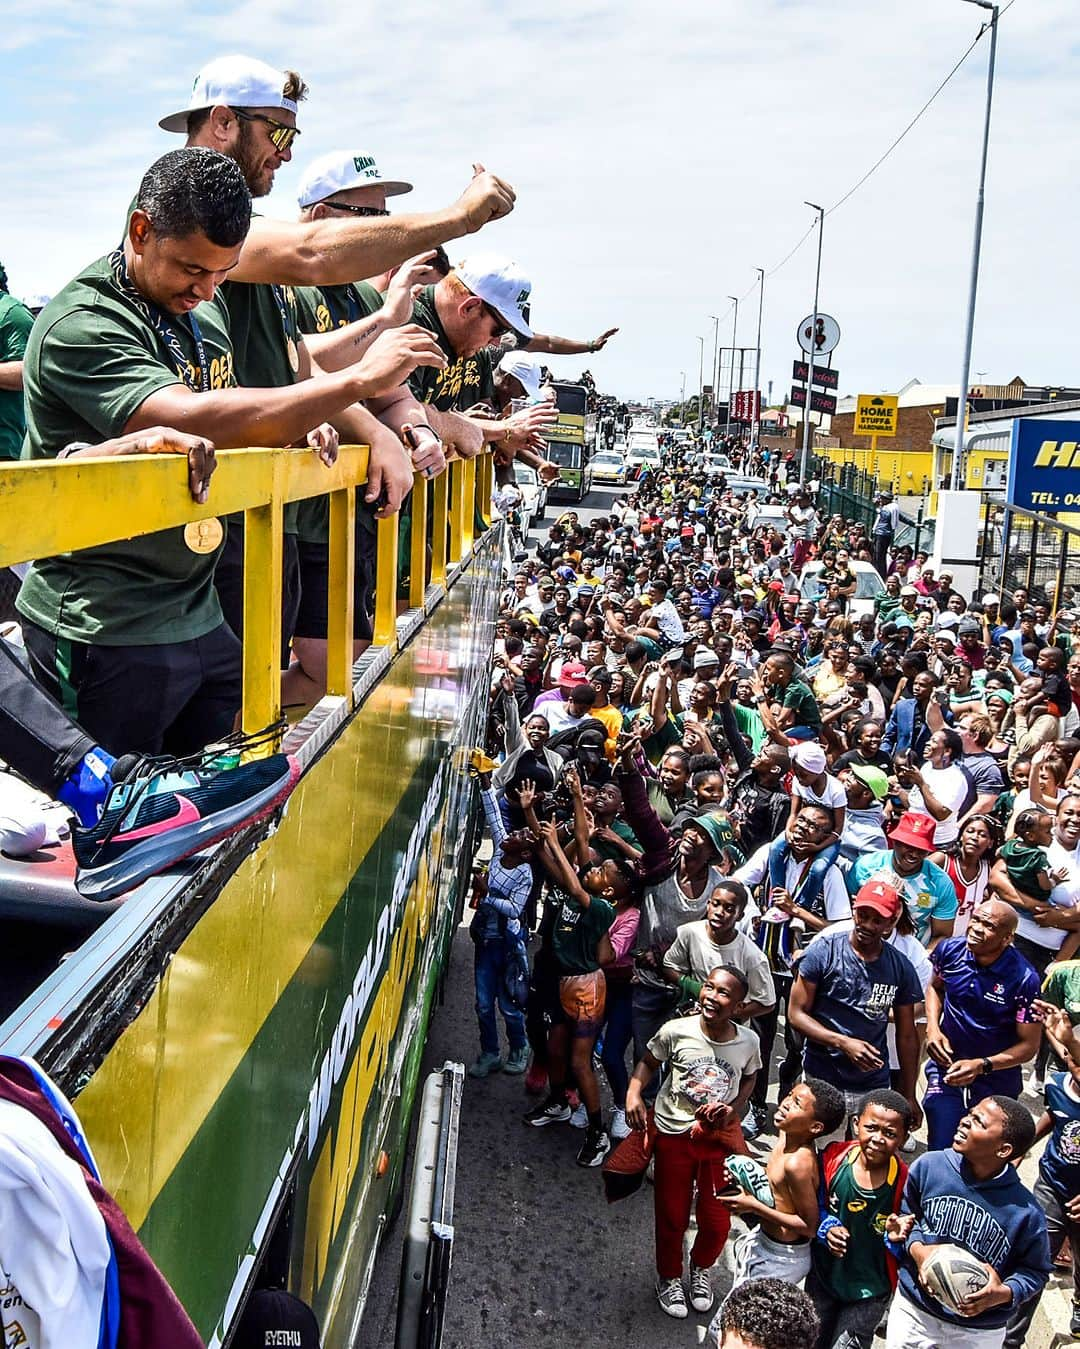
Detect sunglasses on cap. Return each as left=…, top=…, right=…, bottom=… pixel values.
left=229, top=108, right=300, bottom=153
left=322, top=202, right=391, bottom=218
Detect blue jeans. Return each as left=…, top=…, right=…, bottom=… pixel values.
left=923, top=1060, right=1021, bottom=1151
left=474, top=937, right=527, bottom=1056
left=600, top=979, right=634, bottom=1107
left=768, top=834, right=840, bottom=915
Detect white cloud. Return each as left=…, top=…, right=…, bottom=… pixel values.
left=5, top=0, right=1077, bottom=401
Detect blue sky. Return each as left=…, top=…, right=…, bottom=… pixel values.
left=4, top=0, right=1077, bottom=403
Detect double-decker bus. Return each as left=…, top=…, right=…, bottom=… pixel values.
left=544, top=381, right=597, bottom=503
left=0, top=449, right=499, bottom=1349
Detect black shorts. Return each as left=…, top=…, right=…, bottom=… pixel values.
left=292, top=529, right=376, bottom=642
left=22, top=618, right=241, bottom=758
left=213, top=526, right=300, bottom=667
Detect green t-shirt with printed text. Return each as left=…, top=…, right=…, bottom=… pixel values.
left=18, top=254, right=234, bottom=645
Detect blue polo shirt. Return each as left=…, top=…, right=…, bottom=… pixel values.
left=1041, top=1071, right=1080, bottom=1199
left=930, top=936, right=1040, bottom=1093
left=847, top=850, right=957, bottom=945
left=798, top=931, right=922, bottom=1090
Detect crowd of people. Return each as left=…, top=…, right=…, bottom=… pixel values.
left=472, top=437, right=1080, bottom=1348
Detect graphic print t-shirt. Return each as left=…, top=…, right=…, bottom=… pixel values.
left=648, top=1016, right=761, bottom=1136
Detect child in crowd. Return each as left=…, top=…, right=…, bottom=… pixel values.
left=1003, top=1003, right=1080, bottom=1345
left=626, top=965, right=761, bottom=1320
left=1000, top=807, right=1067, bottom=902
left=716, top=1078, right=846, bottom=1293
left=768, top=741, right=845, bottom=916
left=807, top=1089, right=912, bottom=1349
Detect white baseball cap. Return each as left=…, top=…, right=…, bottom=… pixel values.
left=159, top=55, right=298, bottom=133
left=497, top=351, right=541, bottom=399
left=455, top=254, right=532, bottom=340
left=297, top=150, right=412, bottom=207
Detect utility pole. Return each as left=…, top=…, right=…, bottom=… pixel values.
left=951, top=0, right=1000, bottom=491
left=799, top=203, right=825, bottom=485
left=753, top=267, right=765, bottom=447
left=708, top=315, right=720, bottom=432
left=726, top=296, right=739, bottom=439
left=696, top=336, right=704, bottom=433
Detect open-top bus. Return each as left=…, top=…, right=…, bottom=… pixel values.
left=544, top=381, right=597, bottom=503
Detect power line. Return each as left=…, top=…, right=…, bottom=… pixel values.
left=741, top=2, right=1017, bottom=297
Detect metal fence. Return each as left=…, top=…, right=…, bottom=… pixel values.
left=976, top=499, right=1080, bottom=605
left=810, top=457, right=933, bottom=557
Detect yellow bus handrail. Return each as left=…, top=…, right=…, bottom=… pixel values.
left=0, top=445, right=495, bottom=738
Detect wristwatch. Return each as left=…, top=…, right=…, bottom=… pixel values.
left=980, top=1056, right=993, bottom=1076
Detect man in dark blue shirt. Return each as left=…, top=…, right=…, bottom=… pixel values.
left=923, top=900, right=1043, bottom=1151
left=789, top=880, right=923, bottom=1132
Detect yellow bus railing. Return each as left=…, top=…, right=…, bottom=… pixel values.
left=0, top=446, right=494, bottom=739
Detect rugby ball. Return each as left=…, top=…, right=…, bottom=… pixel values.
left=722, top=1156, right=774, bottom=1207
left=920, top=1243, right=990, bottom=1314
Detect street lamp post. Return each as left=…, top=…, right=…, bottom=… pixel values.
left=726, top=296, right=739, bottom=439
left=708, top=314, right=720, bottom=432
left=680, top=371, right=686, bottom=409
left=799, top=202, right=825, bottom=485
left=950, top=0, right=1000, bottom=491
left=696, top=336, right=705, bottom=433
left=753, top=268, right=765, bottom=448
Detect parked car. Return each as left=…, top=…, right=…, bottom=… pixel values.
left=513, top=463, right=547, bottom=529
left=798, top=559, right=886, bottom=620
left=591, top=452, right=630, bottom=485
left=746, top=502, right=790, bottom=533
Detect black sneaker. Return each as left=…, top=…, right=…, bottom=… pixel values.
left=523, top=1096, right=572, bottom=1127
left=576, top=1126, right=610, bottom=1167
left=1071, top=1301, right=1080, bottom=1337
left=73, top=732, right=299, bottom=902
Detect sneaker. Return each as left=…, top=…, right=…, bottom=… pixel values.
left=610, top=1108, right=631, bottom=1140
left=569, top=1102, right=589, bottom=1129
left=741, top=1105, right=760, bottom=1141
left=72, top=739, right=300, bottom=902
left=523, top=1061, right=548, bottom=1095
left=504, top=1044, right=529, bottom=1075
left=656, top=1277, right=688, bottom=1319
left=576, top=1126, right=610, bottom=1168
left=468, top=1052, right=504, bottom=1079
left=523, top=1096, right=572, bottom=1127
left=688, top=1264, right=714, bottom=1313
left=1070, top=1300, right=1080, bottom=1337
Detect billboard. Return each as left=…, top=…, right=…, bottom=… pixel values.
left=1007, top=419, right=1080, bottom=513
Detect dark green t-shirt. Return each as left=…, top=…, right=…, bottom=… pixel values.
left=812, top=1146, right=899, bottom=1300
left=0, top=291, right=34, bottom=459
left=293, top=282, right=385, bottom=545
left=219, top=277, right=304, bottom=535
left=294, top=281, right=383, bottom=335
left=407, top=285, right=495, bottom=411
left=551, top=888, right=615, bottom=975
left=774, top=678, right=821, bottom=731
left=18, top=254, right=235, bottom=645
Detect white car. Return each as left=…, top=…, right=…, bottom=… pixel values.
left=799, top=559, right=886, bottom=620
left=513, top=463, right=547, bottom=529
left=626, top=447, right=663, bottom=475
left=746, top=502, right=790, bottom=533
left=591, top=452, right=629, bottom=485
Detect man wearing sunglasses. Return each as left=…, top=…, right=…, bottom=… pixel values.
left=162, top=55, right=516, bottom=290
left=163, top=57, right=447, bottom=710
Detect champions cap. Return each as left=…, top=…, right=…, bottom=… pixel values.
left=160, top=54, right=299, bottom=133
left=455, top=253, right=533, bottom=340
left=497, top=350, right=542, bottom=399
left=297, top=150, right=412, bottom=206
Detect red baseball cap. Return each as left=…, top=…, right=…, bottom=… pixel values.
left=558, top=662, right=589, bottom=688
left=680, top=525, right=694, bottom=537
left=889, top=811, right=938, bottom=853
left=853, top=879, right=902, bottom=918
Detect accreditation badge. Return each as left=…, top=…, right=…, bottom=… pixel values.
left=184, top=518, right=225, bottom=554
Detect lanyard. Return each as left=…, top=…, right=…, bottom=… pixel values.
left=108, top=246, right=208, bottom=391
left=271, top=283, right=300, bottom=372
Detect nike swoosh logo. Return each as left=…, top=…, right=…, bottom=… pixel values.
left=112, top=793, right=202, bottom=844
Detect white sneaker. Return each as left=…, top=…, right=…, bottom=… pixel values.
left=656, top=1277, right=688, bottom=1319
left=689, top=1264, right=714, bottom=1313
left=610, top=1107, right=631, bottom=1140
left=569, top=1102, right=588, bottom=1129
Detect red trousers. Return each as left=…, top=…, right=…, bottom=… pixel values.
left=652, top=1129, right=734, bottom=1279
